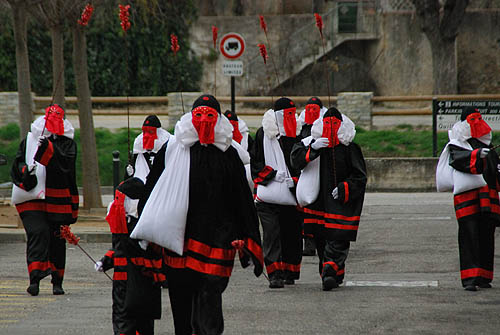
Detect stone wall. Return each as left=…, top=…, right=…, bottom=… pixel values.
left=337, top=92, right=372, bottom=128
left=366, top=157, right=438, bottom=192
left=0, top=92, right=20, bottom=127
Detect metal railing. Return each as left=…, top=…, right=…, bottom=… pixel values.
left=32, top=94, right=500, bottom=116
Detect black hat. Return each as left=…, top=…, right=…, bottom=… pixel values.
left=323, top=107, right=343, bottom=121
left=192, top=94, right=221, bottom=114
left=143, top=115, right=161, bottom=128
left=306, top=97, right=323, bottom=108
left=274, top=97, right=295, bottom=111
left=117, top=177, right=145, bottom=200
left=461, top=106, right=480, bottom=121
left=224, top=110, right=238, bottom=121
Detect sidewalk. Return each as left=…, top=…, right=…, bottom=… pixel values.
left=0, top=195, right=114, bottom=243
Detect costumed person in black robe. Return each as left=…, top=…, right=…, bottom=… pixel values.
left=125, top=114, right=170, bottom=182
left=131, top=94, right=264, bottom=335
left=298, top=97, right=328, bottom=256
left=11, top=104, right=78, bottom=296
left=291, top=107, right=367, bottom=291
left=436, top=106, right=500, bottom=291
left=96, top=177, right=163, bottom=335
left=250, top=97, right=303, bottom=288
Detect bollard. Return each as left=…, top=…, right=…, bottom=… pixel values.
left=112, top=150, right=120, bottom=194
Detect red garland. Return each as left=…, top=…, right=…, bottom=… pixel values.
left=119, top=4, right=131, bottom=32
left=314, top=13, right=323, bottom=38
left=259, top=15, right=267, bottom=34
left=60, top=225, right=80, bottom=245
left=258, top=43, right=268, bottom=64
left=212, top=26, right=218, bottom=49
left=170, top=33, right=180, bottom=55
left=78, top=3, right=94, bottom=27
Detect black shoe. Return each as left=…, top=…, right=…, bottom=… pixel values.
left=284, top=279, right=295, bottom=285
left=322, top=276, right=338, bottom=291
left=478, top=283, right=492, bottom=289
left=269, top=278, right=284, bottom=289
left=27, top=283, right=39, bottom=296
left=53, top=284, right=65, bottom=295
left=464, top=285, right=477, bottom=291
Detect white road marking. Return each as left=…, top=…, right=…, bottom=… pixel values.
left=391, top=217, right=451, bottom=220
left=345, top=280, right=439, bottom=287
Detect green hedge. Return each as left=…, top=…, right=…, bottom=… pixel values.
left=0, top=1, right=202, bottom=96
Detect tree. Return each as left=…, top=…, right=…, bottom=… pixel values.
left=28, top=1, right=82, bottom=109
left=4, top=0, right=35, bottom=138
left=69, top=2, right=103, bottom=209
left=411, top=0, right=469, bottom=94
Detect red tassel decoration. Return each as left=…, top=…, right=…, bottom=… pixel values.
left=119, top=4, right=131, bottom=32
left=258, top=43, right=268, bottom=64
left=231, top=240, right=245, bottom=251
left=78, top=3, right=94, bottom=27
left=259, top=15, right=267, bottom=34
left=212, top=26, right=218, bottom=49
left=314, top=13, right=323, bottom=38
left=170, top=33, right=180, bottom=55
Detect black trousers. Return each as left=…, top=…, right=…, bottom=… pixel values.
left=316, top=237, right=350, bottom=284
left=166, top=268, right=229, bottom=335
left=256, top=202, right=303, bottom=280
left=22, top=211, right=66, bottom=285
left=458, top=214, right=496, bottom=287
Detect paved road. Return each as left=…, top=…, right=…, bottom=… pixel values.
left=1, top=192, right=499, bottom=334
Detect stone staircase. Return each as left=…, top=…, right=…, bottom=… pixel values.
left=243, top=1, right=379, bottom=94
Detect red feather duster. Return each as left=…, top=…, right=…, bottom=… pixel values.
left=60, top=225, right=80, bottom=245
left=314, top=13, right=323, bottom=38
left=170, top=33, right=180, bottom=55
left=119, top=4, right=131, bottom=32
left=212, top=26, right=218, bottom=49
left=258, top=43, right=268, bottom=64
left=259, top=15, right=267, bottom=34
left=78, top=3, right=94, bottom=27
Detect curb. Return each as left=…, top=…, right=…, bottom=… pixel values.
left=0, top=231, right=112, bottom=244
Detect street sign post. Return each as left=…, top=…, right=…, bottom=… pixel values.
left=219, top=33, right=246, bottom=114
left=432, top=99, right=500, bottom=156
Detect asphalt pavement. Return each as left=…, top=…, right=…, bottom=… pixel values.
left=1, top=192, right=500, bottom=334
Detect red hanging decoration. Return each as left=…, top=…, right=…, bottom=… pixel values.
left=314, top=13, right=324, bottom=38
left=258, top=43, right=268, bottom=64
left=60, top=225, right=80, bottom=245
left=78, top=3, right=94, bottom=27
left=170, top=33, right=180, bottom=55
left=259, top=15, right=267, bottom=34
left=212, top=26, right=218, bottom=49
left=119, top=4, right=131, bottom=32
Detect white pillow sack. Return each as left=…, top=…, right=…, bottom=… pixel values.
left=11, top=132, right=46, bottom=205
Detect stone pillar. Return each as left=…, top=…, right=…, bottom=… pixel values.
left=167, top=92, right=202, bottom=128
left=0, top=92, right=22, bottom=128
left=337, top=92, right=373, bottom=129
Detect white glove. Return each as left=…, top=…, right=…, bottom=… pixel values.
left=285, top=178, right=295, bottom=188
left=497, top=164, right=500, bottom=173
left=126, top=164, right=134, bottom=176
left=94, top=261, right=103, bottom=272
left=331, top=187, right=339, bottom=199
left=275, top=171, right=287, bottom=183
left=37, top=135, right=47, bottom=147
left=139, top=240, right=149, bottom=250
left=29, top=165, right=37, bottom=175
left=311, top=137, right=329, bottom=150
left=479, top=148, right=490, bottom=158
